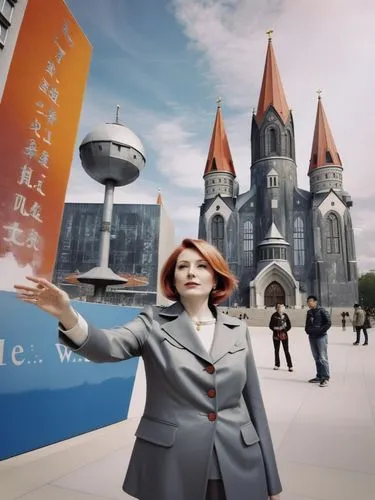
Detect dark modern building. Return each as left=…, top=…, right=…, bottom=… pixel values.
left=53, top=196, right=175, bottom=306
left=198, top=36, right=358, bottom=308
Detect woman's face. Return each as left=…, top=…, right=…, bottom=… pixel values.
left=276, top=304, right=285, bottom=314
left=174, top=248, right=216, bottom=301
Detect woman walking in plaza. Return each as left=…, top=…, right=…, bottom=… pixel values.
left=269, top=304, right=293, bottom=372
left=14, top=238, right=282, bottom=500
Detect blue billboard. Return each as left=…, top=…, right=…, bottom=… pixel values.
left=0, top=291, right=140, bottom=460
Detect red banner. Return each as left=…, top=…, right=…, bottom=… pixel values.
left=0, top=0, right=92, bottom=290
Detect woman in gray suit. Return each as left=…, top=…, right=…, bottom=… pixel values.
left=15, top=238, right=282, bottom=500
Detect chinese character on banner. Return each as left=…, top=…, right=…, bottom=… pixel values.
left=29, top=202, right=43, bottom=223
left=47, top=109, right=57, bottom=125
left=36, top=101, right=45, bottom=115
left=43, top=130, right=52, bottom=146
left=25, top=229, right=40, bottom=250
left=35, top=103, right=57, bottom=125
left=48, top=87, right=59, bottom=105
left=24, top=139, right=38, bottom=159
left=30, top=118, right=42, bottom=138
left=2, top=222, right=25, bottom=246
left=54, top=40, right=66, bottom=64
left=38, top=151, right=49, bottom=168
left=18, top=165, right=33, bottom=188
left=45, top=60, right=56, bottom=77
left=14, top=194, right=29, bottom=216
left=39, top=78, right=49, bottom=95
left=63, top=21, right=74, bottom=47
left=34, top=174, right=46, bottom=196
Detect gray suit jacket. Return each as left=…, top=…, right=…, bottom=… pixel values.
left=60, top=302, right=282, bottom=500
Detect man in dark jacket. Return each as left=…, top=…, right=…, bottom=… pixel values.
left=305, top=295, right=331, bottom=387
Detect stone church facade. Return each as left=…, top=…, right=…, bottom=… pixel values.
left=198, top=36, right=358, bottom=308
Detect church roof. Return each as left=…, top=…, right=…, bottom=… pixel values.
left=255, top=33, right=290, bottom=124
left=308, top=94, right=342, bottom=173
left=204, top=99, right=236, bottom=177
left=258, top=222, right=290, bottom=246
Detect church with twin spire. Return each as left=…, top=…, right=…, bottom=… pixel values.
left=198, top=34, right=358, bottom=308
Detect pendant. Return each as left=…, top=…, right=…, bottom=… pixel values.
left=196, top=322, right=201, bottom=331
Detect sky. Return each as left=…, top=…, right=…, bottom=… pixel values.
left=65, top=0, right=375, bottom=273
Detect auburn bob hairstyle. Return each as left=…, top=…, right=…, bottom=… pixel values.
left=160, top=238, right=238, bottom=305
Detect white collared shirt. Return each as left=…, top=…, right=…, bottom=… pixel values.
left=59, top=311, right=88, bottom=346
left=192, top=322, right=216, bottom=354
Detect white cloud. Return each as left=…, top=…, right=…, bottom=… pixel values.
left=144, top=118, right=207, bottom=190
left=0, top=253, right=34, bottom=292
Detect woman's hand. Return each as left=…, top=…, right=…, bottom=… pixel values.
left=269, top=495, right=281, bottom=500
left=14, top=276, right=71, bottom=319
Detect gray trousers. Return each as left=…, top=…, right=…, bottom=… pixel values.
left=206, top=480, right=226, bottom=500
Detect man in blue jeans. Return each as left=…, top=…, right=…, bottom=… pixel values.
left=305, top=295, right=331, bottom=387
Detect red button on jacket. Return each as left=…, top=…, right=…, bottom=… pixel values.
left=207, top=388, right=216, bottom=398
left=207, top=412, right=217, bottom=421
left=206, top=364, right=215, bottom=374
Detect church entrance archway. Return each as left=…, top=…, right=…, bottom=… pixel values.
left=264, top=281, right=285, bottom=307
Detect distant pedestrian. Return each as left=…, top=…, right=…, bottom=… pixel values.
left=352, top=304, right=368, bottom=346
left=341, top=312, right=346, bottom=331
left=269, top=304, right=293, bottom=372
left=305, top=295, right=331, bottom=388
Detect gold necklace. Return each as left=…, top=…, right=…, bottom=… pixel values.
left=192, top=318, right=216, bottom=331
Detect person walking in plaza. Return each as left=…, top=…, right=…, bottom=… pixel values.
left=14, top=238, right=282, bottom=500
left=305, top=295, right=331, bottom=388
left=269, top=304, right=293, bottom=372
left=352, top=303, right=368, bottom=346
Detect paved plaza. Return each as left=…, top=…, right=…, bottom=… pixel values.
left=1, top=326, right=374, bottom=500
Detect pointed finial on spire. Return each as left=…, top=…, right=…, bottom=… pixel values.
left=317, top=89, right=322, bottom=100
left=217, top=96, right=222, bottom=108
left=115, top=105, right=120, bottom=124
left=252, top=106, right=256, bottom=115
left=266, top=29, right=274, bottom=41
left=156, top=188, right=163, bottom=205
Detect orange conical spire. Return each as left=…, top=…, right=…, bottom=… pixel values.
left=204, top=98, right=236, bottom=177
left=309, top=92, right=342, bottom=173
left=255, top=31, right=290, bottom=124
left=156, top=188, right=163, bottom=205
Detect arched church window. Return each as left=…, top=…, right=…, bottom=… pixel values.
left=267, top=174, right=279, bottom=188
left=293, top=217, right=305, bottom=266
left=269, top=128, right=277, bottom=153
left=212, top=215, right=225, bottom=254
left=326, top=213, right=340, bottom=254
left=243, top=220, right=254, bottom=267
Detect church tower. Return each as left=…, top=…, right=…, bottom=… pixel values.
left=309, top=93, right=358, bottom=306
left=309, top=92, right=344, bottom=195
left=198, top=99, right=239, bottom=281
left=250, top=32, right=297, bottom=247
left=247, top=32, right=302, bottom=307
left=203, top=98, right=237, bottom=201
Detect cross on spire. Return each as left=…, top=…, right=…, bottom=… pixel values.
left=266, top=29, right=274, bottom=40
